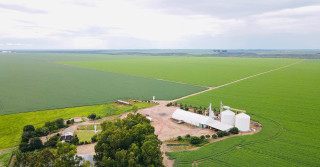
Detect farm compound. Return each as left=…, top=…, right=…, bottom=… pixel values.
left=172, top=103, right=251, bottom=132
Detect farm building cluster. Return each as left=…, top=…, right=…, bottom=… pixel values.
left=172, top=102, right=251, bottom=132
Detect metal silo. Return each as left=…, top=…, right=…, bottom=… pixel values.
left=221, top=109, right=235, bottom=126
left=235, top=113, right=250, bottom=132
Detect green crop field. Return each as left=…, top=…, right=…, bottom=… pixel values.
left=60, top=57, right=300, bottom=87
left=1, top=52, right=319, bottom=166
left=0, top=53, right=205, bottom=115
left=167, top=61, right=320, bottom=166
left=0, top=102, right=154, bottom=149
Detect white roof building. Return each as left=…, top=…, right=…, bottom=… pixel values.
left=172, top=109, right=233, bottom=131
left=73, top=117, right=82, bottom=123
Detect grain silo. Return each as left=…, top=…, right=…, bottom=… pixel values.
left=221, top=109, right=235, bottom=126
left=235, top=113, right=250, bottom=132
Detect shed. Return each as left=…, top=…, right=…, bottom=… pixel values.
left=60, top=131, right=74, bottom=143
left=205, top=118, right=233, bottom=131
left=117, top=100, right=131, bottom=105
left=172, top=109, right=210, bottom=128
left=73, top=117, right=82, bottom=123
left=146, top=116, right=152, bottom=122
left=172, top=109, right=233, bottom=131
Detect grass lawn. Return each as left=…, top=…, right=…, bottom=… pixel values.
left=0, top=102, right=154, bottom=149
left=77, top=124, right=101, bottom=131
left=60, top=56, right=299, bottom=87
left=76, top=131, right=96, bottom=142
left=0, top=148, right=16, bottom=167
left=168, top=61, right=320, bottom=166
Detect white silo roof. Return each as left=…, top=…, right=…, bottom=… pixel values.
left=236, top=113, right=250, bottom=118
left=222, top=110, right=235, bottom=115
left=221, top=109, right=235, bottom=126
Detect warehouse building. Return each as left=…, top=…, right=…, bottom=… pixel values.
left=172, top=103, right=251, bottom=132
left=172, top=109, right=233, bottom=131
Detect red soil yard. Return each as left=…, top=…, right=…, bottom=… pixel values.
left=120, top=101, right=216, bottom=140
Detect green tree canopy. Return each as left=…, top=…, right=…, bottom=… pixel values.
left=29, top=137, right=43, bottom=151
left=94, top=113, right=163, bottom=167
left=23, top=125, right=35, bottom=132
left=14, top=143, right=90, bottom=167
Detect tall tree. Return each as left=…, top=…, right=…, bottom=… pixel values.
left=94, top=113, right=163, bottom=167
left=54, top=142, right=85, bottom=167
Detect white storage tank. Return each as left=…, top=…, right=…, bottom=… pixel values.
left=235, top=113, right=250, bottom=132
left=221, top=110, right=235, bottom=126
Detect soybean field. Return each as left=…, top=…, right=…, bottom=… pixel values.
left=0, top=53, right=205, bottom=115
left=168, top=61, right=320, bottom=166
left=60, top=56, right=300, bottom=87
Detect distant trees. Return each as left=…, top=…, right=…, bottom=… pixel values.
left=217, top=131, right=224, bottom=137
left=45, top=118, right=66, bottom=131
left=14, top=148, right=55, bottom=167
left=55, top=118, right=64, bottom=129
left=19, top=142, right=30, bottom=152
left=132, top=105, right=138, bottom=114
left=14, top=142, right=89, bottom=167
left=34, top=127, right=50, bottom=137
left=217, top=131, right=229, bottom=137
left=19, top=118, right=66, bottom=152
left=54, top=143, right=86, bottom=167
left=212, top=134, right=217, bottom=139
left=88, top=113, right=96, bottom=120
left=91, top=134, right=97, bottom=142
left=200, top=135, right=205, bottom=140
left=44, top=135, right=59, bottom=148
left=71, top=136, right=79, bottom=145
left=21, top=131, right=33, bottom=143
left=190, top=137, right=201, bottom=145
left=23, top=125, right=35, bottom=132
left=230, top=127, right=239, bottom=134
left=29, top=137, right=43, bottom=150
left=94, top=113, right=163, bottom=167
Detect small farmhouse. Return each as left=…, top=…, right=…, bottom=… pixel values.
left=60, top=131, right=74, bottom=143
left=73, top=116, right=82, bottom=123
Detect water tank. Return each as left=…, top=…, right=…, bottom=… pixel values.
left=235, top=113, right=250, bottom=132
left=221, top=110, right=235, bottom=126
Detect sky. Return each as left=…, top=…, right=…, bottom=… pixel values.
left=0, top=0, right=319, bottom=49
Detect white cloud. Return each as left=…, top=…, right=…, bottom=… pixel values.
left=0, top=0, right=243, bottom=48
left=0, top=0, right=319, bottom=49
left=250, top=5, right=320, bottom=34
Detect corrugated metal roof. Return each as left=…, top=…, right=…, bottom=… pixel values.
left=205, top=118, right=233, bottom=131
left=172, top=109, right=210, bottom=126
left=172, top=109, right=233, bottom=131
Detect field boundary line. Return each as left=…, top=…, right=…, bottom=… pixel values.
left=58, top=62, right=209, bottom=88
left=213, top=60, right=303, bottom=89
left=172, top=60, right=303, bottom=102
